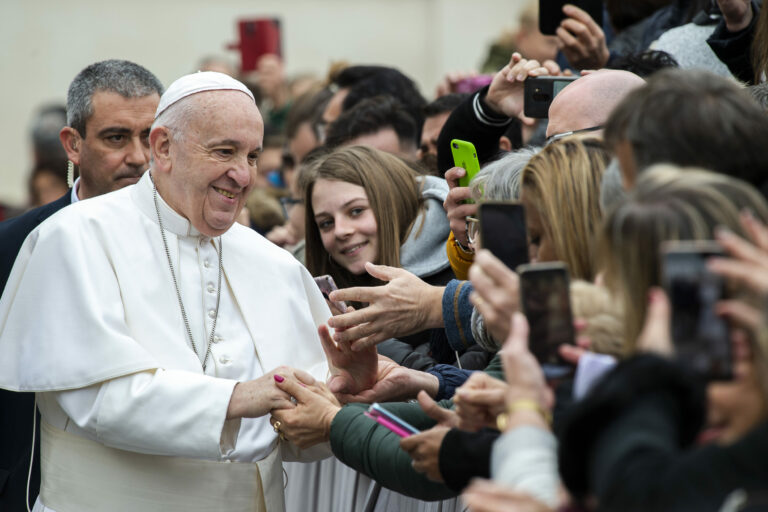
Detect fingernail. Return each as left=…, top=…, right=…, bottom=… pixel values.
left=517, top=73, right=526, bottom=81
left=741, top=208, right=755, bottom=220
left=274, top=375, right=284, bottom=383
left=299, top=382, right=307, bottom=387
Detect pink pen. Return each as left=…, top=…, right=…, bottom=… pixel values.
left=364, top=412, right=412, bottom=438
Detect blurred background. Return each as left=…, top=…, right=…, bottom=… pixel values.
left=0, top=0, right=529, bottom=209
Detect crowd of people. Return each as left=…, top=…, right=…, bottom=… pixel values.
left=1, top=0, right=768, bottom=511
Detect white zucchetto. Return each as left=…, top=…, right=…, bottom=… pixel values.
left=155, top=71, right=255, bottom=119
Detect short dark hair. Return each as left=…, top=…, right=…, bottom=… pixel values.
left=423, top=93, right=468, bottom=118
left=67, top=60, right=163, bottom=136
left=607, top=50, right=679, bottom=78
left=324, top=95, right=419, bottom=151
left=332, top=65, right=426, bottom=134
left=605, top=69, right=768, bottom=194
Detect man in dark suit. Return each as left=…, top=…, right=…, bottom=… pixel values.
left=0, top=59, right=162, bottom=511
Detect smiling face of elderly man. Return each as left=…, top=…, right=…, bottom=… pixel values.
left=149, top=89, right=264, bottom=237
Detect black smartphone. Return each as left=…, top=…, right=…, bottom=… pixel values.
left=524, top=76, right=578, bottom=118
left=539, top=0, right=604, bottom=36
left=518, top=262, right=575, bottom=378
left=478, top=202, right=529, bottom=271
left=661, top=241, right=732, bottom=381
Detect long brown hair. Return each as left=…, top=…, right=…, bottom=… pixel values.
left=303, top=145, right=423, bottom=288
left=521, top=136, right=609, bottom=281
left=753, top=5, right=768, bottom=84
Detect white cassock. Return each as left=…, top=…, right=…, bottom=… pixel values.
left=0, top=172, right=332, bottom=512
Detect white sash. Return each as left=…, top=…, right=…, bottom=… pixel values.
left=39, top=421, right=285, bottom=512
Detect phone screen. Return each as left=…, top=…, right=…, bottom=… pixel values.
left=539, top=0, right=604, bottom=35
left=479, top=203, right=529, bottom=271
left=663, top=248, right=731, bottom=380
left=313, top=275, right=347, bottom=313
left=519, top=264, right=574, bottom=377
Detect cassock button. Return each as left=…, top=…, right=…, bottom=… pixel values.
left=207, top=283, right=215, bottom=293
left=208, top=309, right=216, bottom=319
left=204, top=260, right=211, bottom=268
left=219, top=355, right=231, bottom=365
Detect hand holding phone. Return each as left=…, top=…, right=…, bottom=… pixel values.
left=451, top=139, right=481, bottom=204
left=314, top=275, right=347, bottom=314
left=661, top=241, right=732, bottom=381
left=524, top=76, right=578, bottom=118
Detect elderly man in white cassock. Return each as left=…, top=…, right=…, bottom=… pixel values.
left=0, top=72, right=375, bottom=512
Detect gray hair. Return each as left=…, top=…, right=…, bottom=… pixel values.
left=470, top=147, right=540, bottom=201
left=67, top=60, right=163, bottom=136
left=600, top=158, right=627, bottom=213
left=150, top=93, right=197, bottom=144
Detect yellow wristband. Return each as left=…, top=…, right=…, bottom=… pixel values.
left=496, top=399, right=552, bottom=431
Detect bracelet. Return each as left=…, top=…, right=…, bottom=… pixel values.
left=496, top=398, right=552, bottom=431
left=454, top=237, right=475, bottom=255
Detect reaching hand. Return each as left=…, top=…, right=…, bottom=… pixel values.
left=556, top=4, right=610, bottom=70
left=327, top=263, right=444, bottom=350
left=271, top=372, right=341, bottom=449
left=319, top=324, right=377, bottom=395
left=399, top=425, right=450, bottom=482
left=469, top=249, right=521, bottom=342
left=227, top=366, right=300, bottom=419
left=453, top=372, right=510, bottom=431
left=485, top=53, right=556, bottom=119
left=334, top=355, right=440, bottom=403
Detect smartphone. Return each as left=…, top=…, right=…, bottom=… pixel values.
left=313, top=275, right=347, bottom=313
left=523, top=76, right=578, bottom=118
left=518, top=262, right=575, bottom=379
left=539, top=0, right=604, bottom=36
left=661, top=241, right=732, bottom=381
left=451, top=139, right=481, bottom=204
left=366, top=403, right=420, bottom=437
left=478, top=202, right=529, bottom=271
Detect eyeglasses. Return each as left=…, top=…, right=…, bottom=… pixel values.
left=466, top=216, right=479, bottom=245
left=280, top=197, right=304, bottom=218
left=545, top=125, right=604, bottom=145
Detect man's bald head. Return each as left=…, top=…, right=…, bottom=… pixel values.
left=546, top=70, right=645, bottom=138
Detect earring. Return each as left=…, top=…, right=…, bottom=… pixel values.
left=66, top=161, right=75, bottom=188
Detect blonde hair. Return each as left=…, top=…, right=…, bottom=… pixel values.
left=304, top=145, right=423, bottom=288
left=521, top=136, right=609, bottom=281
left=570, top=280, right=624, bottom=358
left=600, top=164, right=768, bottom=352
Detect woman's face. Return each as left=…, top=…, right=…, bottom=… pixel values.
left=311, top=179, right=379, bottom=275
left=521, top=192, right=556, bottom=263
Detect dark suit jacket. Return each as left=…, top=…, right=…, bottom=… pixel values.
left=0, top=192, right=72, bottom=511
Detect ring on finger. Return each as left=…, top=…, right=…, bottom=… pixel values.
left=273, top=420, right=282, bottom=433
